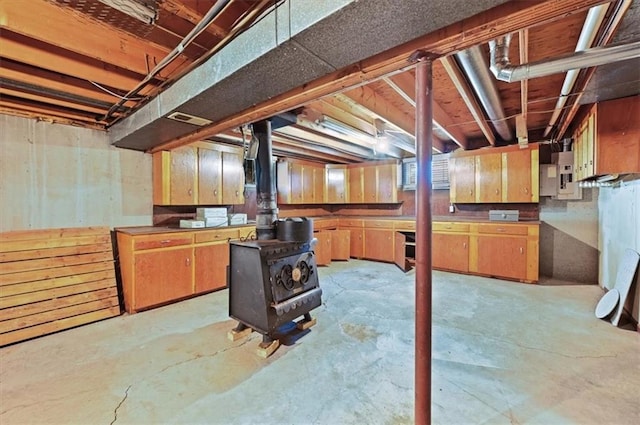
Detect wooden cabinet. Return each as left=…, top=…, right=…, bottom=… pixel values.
left=221, top=151, right=245, bottom=204
left=198, top=148, right=222, bottom=204
left=348, top=167, right=364, bottom=203
left=476, top=235, right=527, bottom=281
left=363, top=220, right=395, bottom=263
left=330, top=229, right=351, bottom=260
left=153, top=144, right=244, bottom=206
left=326, top=165, right=347, bottom=203
left=432, top=233, right=469, bottom=272
left=394, top=231, right=416, bottom=272
left=314, top=231, right=332, bottom=266
left=116, top=225, right=254, bottom=313
left=277, top=159, right=326, bottom=204
left=339, top=218, right=364, bottom=259
left=475, top=152, right=502, bottom=203
left=194, top=242, right=229, bottom=294
left=449, top=156, right=475, bottom=203
left=349, top=161, right=398, bottom=204
left=134, top=247, right=193, bottom=310
left=450, top=144, right=539, bottom=203
left=574, top=95, right=640, bottom=180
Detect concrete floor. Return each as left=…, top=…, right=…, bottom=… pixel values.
left=1, top=260, right=638, bottom=424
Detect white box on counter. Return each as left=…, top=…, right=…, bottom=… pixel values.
left=179, top=219, right=205, bottom=228
left=196, top=207, right=227, bottom=217
left=203, top=217, right=229, bottom=228
left=228, top=213, right=247, bottom=225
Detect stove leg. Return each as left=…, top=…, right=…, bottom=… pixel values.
left=256, top=335, right=280, bottom=358
left=227, top=322, right=253, bottom=341
left=296, top=313, right=317, bottom=330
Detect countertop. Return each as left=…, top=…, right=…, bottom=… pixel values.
left=115, top=223, right=256, bottom=236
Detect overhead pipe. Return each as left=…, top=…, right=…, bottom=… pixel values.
left=253, top=120, right=278, bottom=240
left=543, top=5, right=609, bottom=137
left=455, top=47, right=513, bottom=142
left=489, top=37, right=640, bottom=83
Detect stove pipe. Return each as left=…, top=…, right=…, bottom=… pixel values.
left=253, top=120, right=278, bottom=240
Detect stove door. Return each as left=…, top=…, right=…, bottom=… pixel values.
left=269, top=252, right=318, bottom=304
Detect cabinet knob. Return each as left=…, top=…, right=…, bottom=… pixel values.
left=214, top=190, right=218, bottom=196
left=186, top=258, right=191, bottom=266
left=469, top=190, right=473, bottom=195
left=188, top=189, right=193, bottom=196
left=525, top=188, right=529, bottom=194
left=463, top=242, right=467, bottom=249
left=236, top=191, right=239, bottom=196
left=495, top=189, right=499, bottom=195
left=519, top=247, right=524, bottom=254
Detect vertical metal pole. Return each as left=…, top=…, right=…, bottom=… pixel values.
left=415, top=57, right=433, bottom=425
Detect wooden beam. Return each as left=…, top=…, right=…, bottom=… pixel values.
left=384, top=72, right=468, bottom=149
left=307, top=100, right=378, bottom=136
left=0, top=88, right=109, bottom=116
left=0, top=60, right=138, bottom=108
left=0, top=96, right=107, bottom=124
left=440, top=55, right=497, bottom=146
left=160, top=0, right=229, bottom=39
left=0, top=0, right=190, bottom=78
left=556, top=0, right=632, bottom=140
left=151, top=0, right=607, bottom=152
left=0, top=30, right=156, bottom=94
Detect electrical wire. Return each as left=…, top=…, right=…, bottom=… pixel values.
left=88, top=81, right=144, bottom=101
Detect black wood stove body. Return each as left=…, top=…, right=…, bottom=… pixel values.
left=228, top=238, right=322, bottom=337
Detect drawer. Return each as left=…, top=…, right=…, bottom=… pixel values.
left=313, top=218, right=338, bottom=230
left=338, top=218, right=363, bottom=228
left=133, top=233, right=193, bottom=250
left=432, top=222, right=470, bottom=233
left=477, top=224, right=529, bottom=236
left=195, top=228, right=240, bottom=243
left=394, top=220, right=416, bottom=231
left=363, top=219, right=394, bottom=229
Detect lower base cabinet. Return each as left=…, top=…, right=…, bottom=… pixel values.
left=364, top=228, right=395, bottom=262
left=432, top=233, right=469, bottom=272
left=314, top=231, right=332, bottom=266
left=476, top=236, right=527, bottom=281
left=331, top=230, right=351, bottom=260
left=194, top=242, right=229, bottom=293
left=134, top=247, right=193, bottom=310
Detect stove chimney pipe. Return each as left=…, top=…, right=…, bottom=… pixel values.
left=253, top=120, right=278, bottom=240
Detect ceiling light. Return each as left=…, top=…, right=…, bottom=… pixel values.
left=98, top=0, right=157, bottom=25
left=316, top=116, right=374, bottom=142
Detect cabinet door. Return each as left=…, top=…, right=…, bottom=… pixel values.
left=502, top=149, right=533, bottom=203
left=348, top=167, right=364, bottom=203
left=364, top=229, right=394, bottom=262
left=450, top=156, right=475, bottom=203
left=314, top=231, right=332, bottom=266
left=302, top=165, right=314, bottom=204
left=313, top=166, right=326, bottom=203
left=194, top=242, right=228, bottom=293
left=476, top=236, right=527, bottom=280
left=345, top=228, right=364, bottom=258
left=222, top=151, right=245, bottom=204
left=170, top=146, right=198, bottom=205
left=330, top=229, right=350, bottom=260
left=377, top=163, right=398, bottom=203
left=394, top=232, right=409, bottom=272
left=475, top=153, right=502, bottom=203
left=134, top=247, right=193, bottom=310
left=363, top=166, right=377, bottom=203
left=326, top=166, right=347, bottom=203
left=153, top=151, right=170, bottom=205
left=198, top=149, right=222, bottom=205
left=276, top=161, right=292, bottom=204
left=432, top=233, right=469, bottom=272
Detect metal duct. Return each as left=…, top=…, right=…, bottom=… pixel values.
left=543, top=4, right=609, bottom=137
left=456, top=47, right=513, bottom=142
left=253, top=120, right=278, bottom=240
left=489, top=38, right=640, bottom=83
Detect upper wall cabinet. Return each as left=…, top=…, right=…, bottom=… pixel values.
left=326, top=165, right=348, bottom=204
left=573, top=95, right=640, bottom=181
left=449, top=144, right=539, bottom=204
left=277, top=159, right=326, bottom=204
left=153, top=144, right=245, bottom=206
left=348, top=161, right=398, bottom=204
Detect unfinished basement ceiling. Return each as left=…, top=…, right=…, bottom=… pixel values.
left=1, top=0, right=638, bottom=163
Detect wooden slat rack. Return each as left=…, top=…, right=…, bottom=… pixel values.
left=0, top=227, right=121, bottom=346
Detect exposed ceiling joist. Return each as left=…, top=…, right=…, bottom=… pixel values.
left=440, top=55, right=497, bottom=146
left=383, top=72, right=469, bottom=149
left=0, top=0, right=189, bottom=78
left=160, top=0, right=230, bottom=39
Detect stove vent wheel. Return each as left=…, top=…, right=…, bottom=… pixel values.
left=276, top=264, right=295, bottom=290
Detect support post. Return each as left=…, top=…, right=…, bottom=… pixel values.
left=414, top=55, right=433, bottom=425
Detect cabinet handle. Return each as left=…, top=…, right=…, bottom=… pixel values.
left=445, top=226, right=452, bottom=229
left=186, top=258, right=191, bottom=266
left=463, top=242, right=467, bottom=249
left=214, top=190, right=218, bottom=196
left=495, top=189, right=499, bottom=195
left=236, top=191, right=239, bottom=196
left=188, top=189, right=192, bottom=196
left=524, top=188, right=529, bottom=194
left=496, top=228, right=505, bottom=232
left=160, top=240, right=170, bottom=244
left=519, top=247, right=524, bottom=254
left=469, top=190, right=473, bottom=195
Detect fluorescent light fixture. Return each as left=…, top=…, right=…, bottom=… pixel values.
left=316, top=116, right=374, bottom=141
left=98, top=0, right=157, bottom=25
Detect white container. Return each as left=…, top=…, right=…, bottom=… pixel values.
left=196, top=207, right=227, bottom=218
left=179, top=219, right=205, bottom=228
left=203, top=217, right=229, bottom=228
left=228, top=213, right=247, bottom=225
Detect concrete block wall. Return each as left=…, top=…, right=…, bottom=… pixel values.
left=0, top=115, right=153, bottom=232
